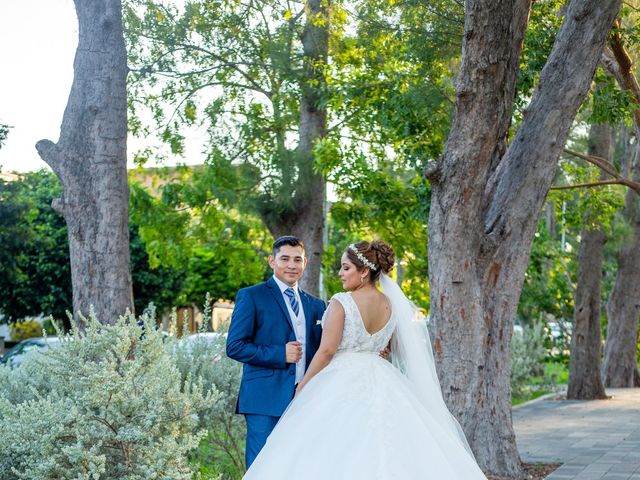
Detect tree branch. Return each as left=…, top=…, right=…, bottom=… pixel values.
left=563, top=148, right=619, bottom=176
left=550, top=179, right=627, bottom=191
left=481, top=0, right=621, bottom=239
left=562, top=148, right=640, bottom=194
left=601, top=20, right=640, bottom=126
left=130, top=29, right=273, bottom=97
left=35, top=139, right=65, bottom=182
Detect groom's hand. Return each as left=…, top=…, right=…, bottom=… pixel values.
left=286, top=341, right=303, bottom=363
left=379, top=342, right=391, bottom=360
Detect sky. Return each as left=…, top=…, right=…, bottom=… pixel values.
left=0, top=0, right=206, bottom=174
left=0, top=0, right=77, bottom=173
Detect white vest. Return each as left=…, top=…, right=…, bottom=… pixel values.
left=273, top=275, right=307, bottom=383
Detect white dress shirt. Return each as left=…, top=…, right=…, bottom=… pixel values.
left=273, top=275, right=307, bottom=383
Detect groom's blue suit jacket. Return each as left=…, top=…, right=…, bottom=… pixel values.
left=226, top=277, right=326, bottom=417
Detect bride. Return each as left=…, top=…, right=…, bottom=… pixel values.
left=244, top=240, right=487, bottom=479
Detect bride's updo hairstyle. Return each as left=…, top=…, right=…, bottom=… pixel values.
left=345, top=240, right=395, bottom=283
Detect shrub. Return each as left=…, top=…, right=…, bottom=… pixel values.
left=9, top=320, right=42, bottom=342
left=172, top=324, right=245, bottom=479
left=511, top=321, right=549, bottom=398
left=42, top=318, right=57, bottom=336
left=0, top=313, right=217, bottom=480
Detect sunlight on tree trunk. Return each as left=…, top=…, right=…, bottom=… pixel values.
left=36, top=0, right=133, bottom=325
left=567, top=123, right=610, bottom=401
left=601, top=32, right=640, bottom=388
left=426, top=0, right=621, bottom=475
left=267, top=0, right=329, bottom=296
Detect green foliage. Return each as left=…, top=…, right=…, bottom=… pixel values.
left=551, top=160, right=625, bottom=231
left=512, top=323, right=547, bottom=386
left=130, top=223, right=184, bottom=315
left=0, top=170, right=187, bottom=324
left=0, top=124, right=10, bottom=149
left=517, top=1, right=564, bottom=106
left=0, top=313, right=215, bottom=480
left=618, top=4, right=640, bottom=45
left=129, top=174, right=270, bottom=303
left=327, top=155, right=430, bottom=305
left=519, top=217, right=576, bottom=323
left=511, top=360, right=569, bottom=406
left=511, top=322, right=558, bottom=401
left=9, top=320, right=42, bottom=342
left=0, top=171, right=72, bottom=324
left=519, top=172, right=624, bottom=329
left=329, top=0, right=460, bottom=167
left=172, top=328, right=245, bottom=479
left=517, top=2, right=637, bottom=131
left=124, top=0, right=315, bottom=226
left=182, top=246, right=266, bottom=305
left=0, top=176, right=31, bottom=287
left=589, top=69, right=636, bottom=126
left=123, top=0, right=456, bottom=307
left=42, top=318, right=57, bottom=336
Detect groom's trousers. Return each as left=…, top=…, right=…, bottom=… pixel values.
left=244, top=414, right=280, bottom=468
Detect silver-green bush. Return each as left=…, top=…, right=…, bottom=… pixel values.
left=172, top=329, right=245, bottom=479
left=0, top=313, right=217, bottom=480
left=511, top=321, right=549, bottom=398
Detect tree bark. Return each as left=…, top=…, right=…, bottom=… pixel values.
left=603, top=137, right=640, bottom=387
left=567, top=123, right=610, bottom=400
left=264, top=0, right=328, bottom=297
left=36, top=0, right=133, bottom=325
left=601, top=29, right=640, bottom=388
left=603, top=206, right=640, bottom=387
left=426, top=0, right=620, bottom=476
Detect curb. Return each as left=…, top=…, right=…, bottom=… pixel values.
left=512, top=387, right=567, bottom=410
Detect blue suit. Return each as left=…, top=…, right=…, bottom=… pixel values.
left=226, top=277, right=325, bottom=467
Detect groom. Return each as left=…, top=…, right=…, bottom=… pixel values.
left=226, top=235, right=326, bottom=468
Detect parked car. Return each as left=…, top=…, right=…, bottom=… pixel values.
left=513, top=318, right=524, bottom=336
left=0, top=337, right=62, bottom=368
left=547, top=320, right=572, bottom=341
left=172, top=332, right=225, bottom=353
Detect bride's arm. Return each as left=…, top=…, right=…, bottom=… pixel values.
left=295, top=300, right=345, bottom=395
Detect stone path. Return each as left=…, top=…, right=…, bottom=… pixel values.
left=513, top=388, right=640, bottom=479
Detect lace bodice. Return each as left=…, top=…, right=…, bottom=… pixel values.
left=322, top=292, right=395, bottom=354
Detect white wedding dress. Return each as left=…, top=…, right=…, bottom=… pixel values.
left=244, top=288, right=487, bottom=479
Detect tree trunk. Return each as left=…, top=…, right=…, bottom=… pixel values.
left=603, top=208, right=640, bottom=387
left=426, top=0, right=620, bottom=476
left=603, top=137, right=640, bottom=387
left=36, top=0, right=133, bottom=325
left=567, top=223, right=607, bottom=399
left=567, top=123, right=611, bottom=400
left=600, top=30, right=640, bottom=388
left=265, top=0, right=328, bottom=297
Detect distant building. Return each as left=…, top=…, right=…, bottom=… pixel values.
left=162, top=301, right=234, bottom=335
left=0, top=172, right=20, bottom=182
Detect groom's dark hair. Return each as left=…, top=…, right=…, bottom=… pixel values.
left=272, top=235, right=305, bottom=255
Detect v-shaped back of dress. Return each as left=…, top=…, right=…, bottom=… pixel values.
left=324, top=292, right=395, bottom=354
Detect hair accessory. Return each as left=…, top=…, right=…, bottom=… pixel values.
left=348, top=244, right=377, bottom=271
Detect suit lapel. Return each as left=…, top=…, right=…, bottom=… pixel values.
left=266, top=277, right=295, bottom=332
left=300, top=290, right=316, bottom=365
left=300, top=290, right=317, bottom=356
left=300, top=290, right=313, bottom=331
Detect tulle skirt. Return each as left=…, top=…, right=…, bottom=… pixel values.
left=244, top=352, right=487, bottom=479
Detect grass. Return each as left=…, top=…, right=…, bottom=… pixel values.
left=512, top=360, right=568, bottom=406
left=190, top=431, right=245, bottom=480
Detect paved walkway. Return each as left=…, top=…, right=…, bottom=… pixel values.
left=513, top=388, right=640, bottom=479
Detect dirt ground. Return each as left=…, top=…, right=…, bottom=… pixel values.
left=487, top=462, right=561, bottom=480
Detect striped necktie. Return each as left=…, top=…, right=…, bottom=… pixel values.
left=284, top=287, right=300, bottom=316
